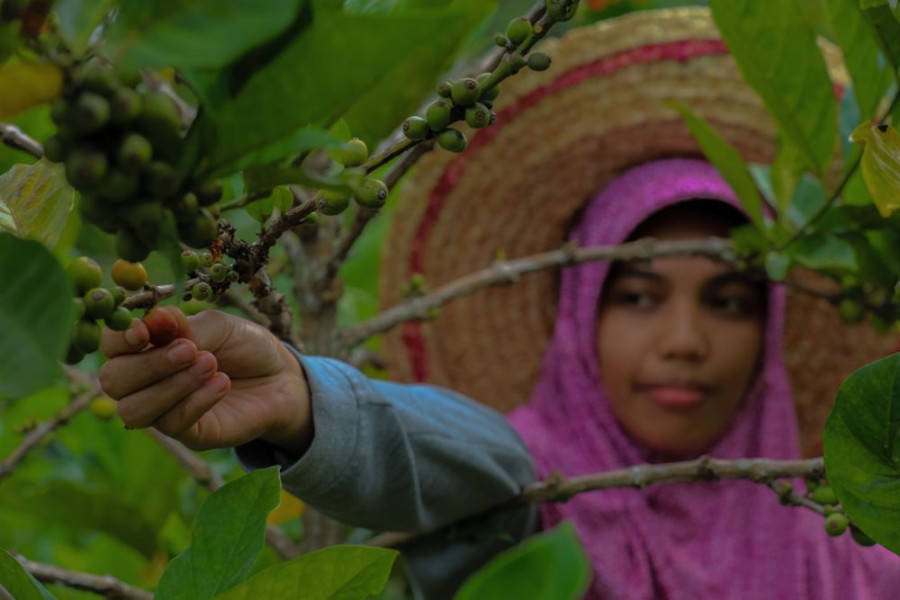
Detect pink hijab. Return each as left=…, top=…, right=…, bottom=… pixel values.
left=507, top=158, right=900, bottom=599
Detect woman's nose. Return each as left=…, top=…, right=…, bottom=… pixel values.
left=657, top=301, right=709, bottom=361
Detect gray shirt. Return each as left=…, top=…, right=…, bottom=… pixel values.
left=234, top=350, right=540, bottom=598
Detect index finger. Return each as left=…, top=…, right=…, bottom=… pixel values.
left=101, top=318, right=150, bottom=357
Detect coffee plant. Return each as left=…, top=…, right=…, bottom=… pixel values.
left=1, top=0, right=900, bottom=598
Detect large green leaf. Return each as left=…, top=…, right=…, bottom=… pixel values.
left=0, top=159, right=75, bottom=247
left=669, top=101, right=763, bottom=226
left=192, top=3, right=492, bottom=177
left=55, top=0, right=115, bottom=55
left=0, top=234, right=73, bottom=399
left=0, top=547, right=55, bottom=600
left=0, top=481, right=159, bottom=559
left=860, top=2, right=900, bottom=73
left=821, top=0, right=893, bottom=118
left=786, top=232, right=857, bottom=273
left=104, top=0, right=307, bottom=71
left=454, top=522, right=590, bottom=600
left=214, top=546, right=398, bottom=600
left=154, top=467, right=281, bottom=600
left=824, top=352, right=900, bottom=555
left=709, top=0, right=837, bottom=175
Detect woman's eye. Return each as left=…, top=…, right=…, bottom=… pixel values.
left=709, top=295, right=750, bottom=314
left=617, top=291, right=655, bottom=308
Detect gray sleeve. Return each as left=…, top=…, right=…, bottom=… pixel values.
left=234, top=349, right=540, bottom=598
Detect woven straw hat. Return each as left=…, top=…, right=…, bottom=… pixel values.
left=380, top=7, right=897, bottom=457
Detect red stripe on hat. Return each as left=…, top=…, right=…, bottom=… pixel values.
left=405, top=38, right=729, bottom=382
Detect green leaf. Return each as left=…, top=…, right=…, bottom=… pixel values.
left=709, top=0, right=838, bottom=175
left=55, top=0, right=115, bottom=55
left=0, top=481, right=159, bottom=559
left=192, top=4, right=491, bottom=177
left=245, top=187, right=293, bottom=224
left=0, top=234, right=72, bottom=399
left=155, top=467, right=281, bottom=600
left=104, top=0, right=308, bottom=71
left=0, top=547, right=56, bottom=600
left=764, top=251, right=791, bottom=281
left=849, top=121, right=900, bottom=217
left=668, top=101, right=763, bottom=226
left=821, top=0, right=893, bottom=118
left=454, top=522, right=590, bottom=600
left=824, top=352, right=900, bottom=554
left=786, top=232, right=857, bottom=273
left=771, top=130, right=810, bottom=217
left=0, top=160, right=75, bottom=246
left=214, top=545, right=398, bottom=600
left=860, top=2, right=900, bottom=72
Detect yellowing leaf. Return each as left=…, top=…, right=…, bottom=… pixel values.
left=266, top=489, right=304, bottom=525
left=0, top=159, right=75, bottom=245
left=850, top=121, right=900, bottom=217
left=0, top=59, right=62, bottom=119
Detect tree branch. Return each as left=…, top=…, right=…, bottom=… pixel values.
left=0, top=123, right=43, bottom=159
left=12, top=553, right=153, bottom=600
left=338, top=237, right=737, bottom=348
left=0, top=388, right=92, bottom=483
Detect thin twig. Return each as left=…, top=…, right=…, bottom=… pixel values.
left=0, top=123, right=43, bottom=159
left=339, top=237, right=737, bottom=348
left=12, top=553, right=153, bottom=600
left=0, top=389, right=92, bottom=483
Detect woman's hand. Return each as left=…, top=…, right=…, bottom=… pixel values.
left=98, top=306, right=313, bottom=455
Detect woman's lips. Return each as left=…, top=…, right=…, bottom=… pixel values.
left=639, top=384, right=708, bottom=410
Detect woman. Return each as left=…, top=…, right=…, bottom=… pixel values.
left=96, top=8, right=900, bottom=599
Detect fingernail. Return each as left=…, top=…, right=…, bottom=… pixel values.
left=124, top=326, right=140, bottom=346
left=189, top=355, right=214, bottom=377
left=168, top=341, right=194, bottom=365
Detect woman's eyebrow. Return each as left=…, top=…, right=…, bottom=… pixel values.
left=704, top=271, right=763, bottom=289
left=611, top=264, right=664, bottom=282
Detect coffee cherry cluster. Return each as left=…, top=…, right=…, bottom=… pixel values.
left=180, top=249, right=237, bottom=303
left=402, top=17, right=551, bottom=154
left=65, top=256, right=139, bottom=364
left=45, top=57, right=223, bottom=262
left=316, top=138, right=390, bottom=216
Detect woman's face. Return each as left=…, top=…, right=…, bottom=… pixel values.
left=596, top=209, right=766, bottom=456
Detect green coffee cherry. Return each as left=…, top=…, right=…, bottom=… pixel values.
left=118, top=133, right=153, bottom=172
left=110, top=259, right=148, bottom=291
left=195, top=180, right=223, bottom=206
left=43, top=135, right=68, bottom=162
left=199, top=250, right=214, bottom=268
left=319, top=189, right=351, bottom=216
left=191, top=281, right=212, bottom=301
left=114, top=64, right=142, bottom=88
left=507, top=54, right=527, bottom=73
left=824, top=513, right=848, bottom=537
left=67, top=256, right=102, bottom=295
left=506, top=17, right=532, bottom=44
left=74, top=58, right=117, bottom=95
left=72, top=319, right=101, bottom=354
left=66, top=147, right=108, bottom=190
left=476, top=73, right=499, bottom=102
left=355, top=177, right=389, bottom=209
left=451, top=78, right=481, bottom=107
left=89, top=396, right=118, bottom=420
left=181, top=250, right=200, bottom=274
left=146, top=161, right=179, bottom=198
left=109, top=87, right=142, bottom=124
left=110, top=285, right=126, bottom=307
left=84, top=287, right=115, bottom=320
left=172, top=193, right=199, bottom=225
left=178, top=209, right=218, bottom=249
left=72, top=92, right=110, bottom=134
left=96, top=169, right=139, bottom=203
left=209, top=262, right=230, bottom=282
left=465, top=103, right=491, bottom=129
left=341, top=137, right=368, bottom=167
left=810, top=485, right=838, bottom=506
left=436, top=81, right=452, bottom=98
left=851, top=526, right=876, bottom=547
left=65, top=344, right=85, bottom=365
left=138, top=91, right=182, bottom=132
left=78, top=194, right=121, bottom=234
left=127, top=202, right=164, bottom=246
left=73, top=297, right=85, bottom=319
left=115, top=229, right=151, bottom=263
left=493, top=34, right=509, bottom=47
left=839, top=299, right=864, bottom=324
left=437, top=128, right=467, bottom=153
left=426, top=100, right=452, bottom=131
left=403, top=116, right=430, bottom=141
left=105, top=306, right=133, bottom=331
left=528, top=52, right=552, bottom=72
